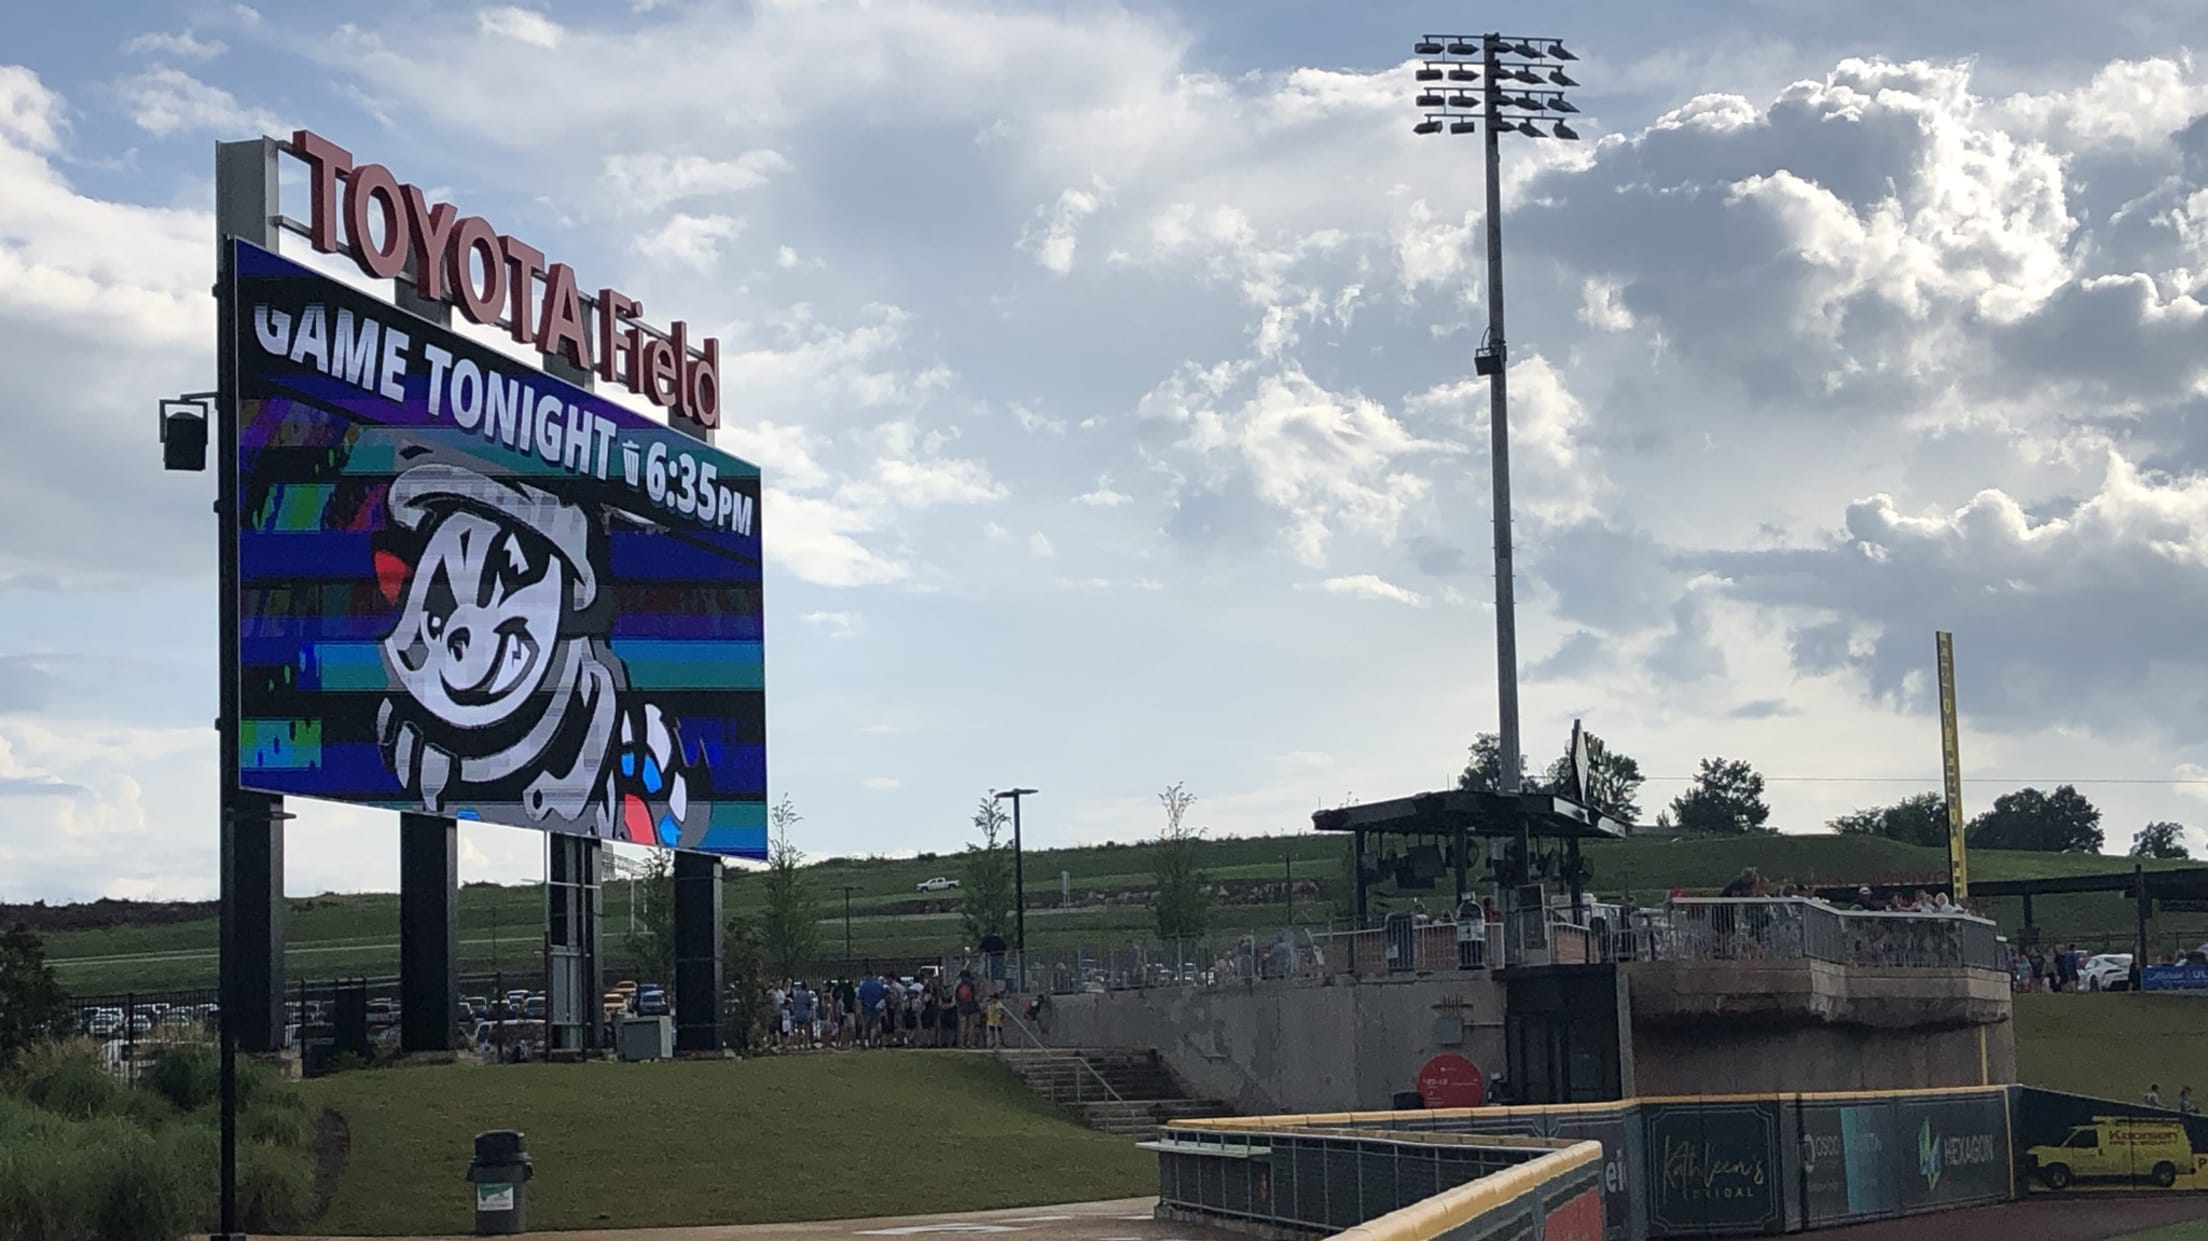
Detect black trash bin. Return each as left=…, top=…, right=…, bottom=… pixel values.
left=1392, top=1090, right=1426, bottom=1110
left=466, top=1129, right=533, bottom=1235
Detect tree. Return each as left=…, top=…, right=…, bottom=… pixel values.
left=1967, top=785, right=2103, bottom=854
left=722, top=900, right=768, bottom=1055
left=1542, top=730, right=1645, bottom=825
left=759, top=795, right=821, bottom=980
left=1457, top=733, right=1527, bottom=793
left=2131, top=821, right=2191, bottom=860
left=622, top=849, right=678, bottom=986
left=960, top=795, right=1017, bottom=947
left=1829, top=792, right=1949, bottom=847
left=1153, top=782, right=1211, bottom=940
left=0, top=924, right=69, bottom=1067
left=1667, top=757, right=1772, bottom=835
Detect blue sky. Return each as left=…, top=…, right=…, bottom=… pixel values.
left=8, top=0, right=2208, bottom=900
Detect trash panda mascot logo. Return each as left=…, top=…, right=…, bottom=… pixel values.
left=372, top=456, right=706, bottom=847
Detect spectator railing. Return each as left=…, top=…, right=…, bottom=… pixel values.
left=995, top=1007, right=1123, bottom=1104
left=1646, top=898, right=2005, bottom=972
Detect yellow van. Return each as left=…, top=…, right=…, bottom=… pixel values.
left=2027, top=1116, right=2199, bottom=1189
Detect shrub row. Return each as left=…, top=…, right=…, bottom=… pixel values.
left=0, top=1043, right=314, bottom=1241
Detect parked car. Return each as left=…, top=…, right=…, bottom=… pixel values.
left=2081, top=953, right=2136, bottom=991
left=916, top=876, right=960, bottom=892
left=636, top=988, right=670, bottom=1017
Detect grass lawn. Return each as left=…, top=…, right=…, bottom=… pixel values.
left=303, top=1052, right=1154, bottom=1235
left=39, top=828, right=2208, bottom=993
left=2015, top=993, right=2208, bottom=1102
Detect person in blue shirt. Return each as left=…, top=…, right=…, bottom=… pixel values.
left=857, top=973, right=886, bottom=1048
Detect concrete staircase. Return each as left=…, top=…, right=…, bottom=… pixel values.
left=998, top=1047, right=1232, bottom=1137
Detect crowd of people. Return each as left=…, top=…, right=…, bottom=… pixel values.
left=1711, top=867, right=1980, bottom=916
left=761, top=968, right=1045, bottom=1051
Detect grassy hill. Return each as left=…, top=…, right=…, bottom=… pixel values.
left=306, top=1053, right=1152, bottom=1235
left=30, top=830, right=2206, bottom=994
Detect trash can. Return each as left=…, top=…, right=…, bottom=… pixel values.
left=466, top=1129, right=532, bottom=1235
left=1391, top=1090, right=1426, bottom=1110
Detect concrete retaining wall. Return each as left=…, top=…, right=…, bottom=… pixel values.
left=1043, top=973, right=1507, bottom=1114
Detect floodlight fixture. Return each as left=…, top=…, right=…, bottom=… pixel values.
left=1550, top=98, right=1580, bottom=113
left=1553, top=121, right=1580, bottom=140
left=1413, top=118, right=1443, bottom=135
left=1448, top=93, right=1477, bottom=108
left=1549, top=68, right=1578, bottom=87
left=1416, top=91, right=1445, bottom=107
left=1512, top=40, right=1543, bottom=57
left=1518, top=119, right=1546, bottom=137
left=1548, top=41, right=1578, bottom=60
left=1447, top=40, right=1478, bottom=55
left=1416, top=66, right=1443, bottom=81
left=1450, top=120, right=1478, bottom=135
left=1514, top=68, right=1543, bottom=83
left=1448, top=67, right=1478, bottom=82
left=158, top=393, right=216, bottom=472
left=1415, top=39, right=1444, bottom=54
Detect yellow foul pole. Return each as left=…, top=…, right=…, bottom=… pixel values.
left=1936, top=631, right=1968, bottom=902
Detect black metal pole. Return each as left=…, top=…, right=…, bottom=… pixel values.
left=214, top=193, right=243, bottom=1241
left=1011, top=797, right=1027, bottom=958
left=842, top=886, right=855, bottom=972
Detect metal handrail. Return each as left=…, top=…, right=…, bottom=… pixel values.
left=995, top=1006, right=1123, bottom=1104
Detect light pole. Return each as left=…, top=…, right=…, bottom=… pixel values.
left=1411, top=32, right=1584, bottom=911
left=1411, top=31, right=1583, bottom=797
left=992, top=788, right=1038, bottom=959
left=840, top=884, right=857, bottom=973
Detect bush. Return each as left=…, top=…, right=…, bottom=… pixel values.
left=241, top=1090, right=312, bottom=1149
left=0, top=1036, right=322, bottom=1241
left=81, top=1116, right=192, bottom=1241
left=141, top=1045, right=218, bottom=1113
left=236, top=1141, right=315, bottom=1234
left=15, top=1041, right=120, bottom=1121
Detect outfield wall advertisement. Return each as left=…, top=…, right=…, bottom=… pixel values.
left=230, top=239, right=766, bottom=858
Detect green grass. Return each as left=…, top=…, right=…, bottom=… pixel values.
left=38, top=829, right=2208, bottom=994
left=2015, top=993, right=2208, bottom=1102
left=304, top=1054, right=1153, bottom=1235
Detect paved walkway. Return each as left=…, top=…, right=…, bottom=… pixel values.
left=1817, top=1195, right=2208, bottom=1240
left=282, top=1197, right=1234, bottom=1241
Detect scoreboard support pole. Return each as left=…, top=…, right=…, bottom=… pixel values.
left=670, top=408, right=726, bottom=1054
left=214, top=135, right=290, bottom=1241
left=393, top=268, right=462, bottom=1057
left=397, top=814, right=459, bottom=1053
left=673, top=851, right=724, bottom=1052
left=540, top=348, right=606, bottom=1058
left=215, top=139, right=290, bottom=1060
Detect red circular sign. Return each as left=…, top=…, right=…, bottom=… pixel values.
left=1416, top=1053, right=1486, bottom=1108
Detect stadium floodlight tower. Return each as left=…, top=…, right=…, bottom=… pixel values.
left=1410, top=32, right=1585, bottom=937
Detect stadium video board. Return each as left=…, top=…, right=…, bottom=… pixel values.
left=230, top=239, right=766, bottom=857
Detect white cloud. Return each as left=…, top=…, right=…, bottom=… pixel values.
left=122, top=30, right=226, bottom=59
left=1019, top=185, right=1105, bottom=274
left=603, top=150, right=793, bottom=213
left=477, top=6, right=563, bottom=48
left=1027, top=532, right=1054, bottom=558
left=1049, top=576, right=1164, bottom=592
left=861, top=776, right=901, bottom=790
left=1310, top=575, right=1429, bottom=606
left=117, top=67, right=279, bottom=136
left=775, top=245, right=799, bottom=268
left=802, top=611, right=864, bottom=638
left=1144, top=364, right=1455, bottom=565
left=1074, top=476, right=1132, bottom=507
left=634, top=212, right=745, bottom=266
